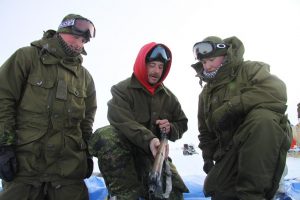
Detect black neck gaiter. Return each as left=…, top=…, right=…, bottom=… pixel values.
left=57, top=34, right=82, bottom=57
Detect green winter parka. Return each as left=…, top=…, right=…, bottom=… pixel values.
left=192, top=36, right=289, bottom=162
left=0, top=30, right=97, bottom=184
left=107, top=42, right=188, bottom=154
left=192, top=36, right=292, bottom=199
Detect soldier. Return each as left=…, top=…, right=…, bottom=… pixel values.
left=89, top=42, right=189, bottom=199
left=191, top=36, right=292, bottom=200
left=0, top=14, right=97, bottom=200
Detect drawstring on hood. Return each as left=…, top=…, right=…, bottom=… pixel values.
left=133, top=42, right=172, bottom=95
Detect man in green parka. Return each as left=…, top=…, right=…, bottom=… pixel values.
left=191, top=36, right=292, bottom=200
left=0, top=14, right=97, bottom=200
left=89, top=42, right=189, bottom=199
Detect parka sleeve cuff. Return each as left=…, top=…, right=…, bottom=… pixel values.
left=168, top=123, right=180, bottom=142
left=143, top=135, right=157, bottom=154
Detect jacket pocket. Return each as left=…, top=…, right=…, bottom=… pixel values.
left=67, top=86, right=87, bottom=120
left=64, top=132, right=87, bottom=152
left=60, top=133, right=87, bottom=178
left=16, top=127, right=45, bottom=146
left=20, top=76, right=55, bottom=112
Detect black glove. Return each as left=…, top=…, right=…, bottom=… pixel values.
left=85, top=157, right=94, bottom=178
left=203, top=160, right=214, bottom=174
left=0, top=146, right=18, bottom=182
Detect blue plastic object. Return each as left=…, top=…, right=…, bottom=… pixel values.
left=1, top=176, right=299, bottom=199
left=84, top=176, right=108, bottom=200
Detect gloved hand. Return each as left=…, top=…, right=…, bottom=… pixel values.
left=203, top=160, right=214, bottom=174
left=212, top=102, right=237, bottom=131
left=85, top=156, right=94, bottom=178
left=0, top=146, right=18, bottom=182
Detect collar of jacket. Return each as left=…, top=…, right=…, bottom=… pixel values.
left=130, top=74, right=170, bottom=96
left=32, top=32, right=83, bottom=77
left=40, top=46, right=82, bottom=77
left=191, top=58, right=243, bottom=88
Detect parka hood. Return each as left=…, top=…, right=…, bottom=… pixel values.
left=191, top=36, right=245, bottom=86
left=133, top=42, right=172, bottom=95
left=30, top=30, right=85, bottom=76
left=31, top=29, right=86, bottom=60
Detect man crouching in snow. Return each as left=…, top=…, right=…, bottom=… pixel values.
left=191, top=36, right=292, bottom=200
left=89, top=42, right=189, bottom=199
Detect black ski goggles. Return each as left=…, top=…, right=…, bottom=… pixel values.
left=58, top=18, right=96, bottom=39
left=147, top=45, right=171, bottom=64
left=193, top=41, right=228, bottom=60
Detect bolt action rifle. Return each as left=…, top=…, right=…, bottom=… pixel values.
left=148, top=129, right=172, bottom=199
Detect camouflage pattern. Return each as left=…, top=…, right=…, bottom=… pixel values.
left=0, top=130, right=15, bottom=146
left=89, top=125, right=187, bottom=200
left=192, top=36, right=292, bottom=199
left=0, top=29, right=96, bottom=198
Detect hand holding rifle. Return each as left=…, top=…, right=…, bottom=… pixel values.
left=148, top=121, right=172, bottom=199
left=150, top=119, right=170, bottom=158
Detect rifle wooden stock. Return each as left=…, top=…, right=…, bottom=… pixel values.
left=148, top=131, right=168, bottom=197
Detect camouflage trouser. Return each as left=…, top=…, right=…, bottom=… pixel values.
left=89, top=125, right=189, bottom=200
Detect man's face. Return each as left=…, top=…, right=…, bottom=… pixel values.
left=201, top=56, right=225, bottom=72
left=146, top=61, right=164, bottom=85
left=59, top=33, right=87, bottom=53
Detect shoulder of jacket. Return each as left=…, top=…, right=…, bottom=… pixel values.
left=242, top=60, right=270, bottom=70
left=237, top=61, right=271, bottom=79
left=7, top=46, right=40, bottom=64
left=16, top=46, right=39, bottom=55
left=112, top=77, right=131, bottom=90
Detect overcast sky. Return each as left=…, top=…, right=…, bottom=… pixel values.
left=1, top=0, right=300, bottom=146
